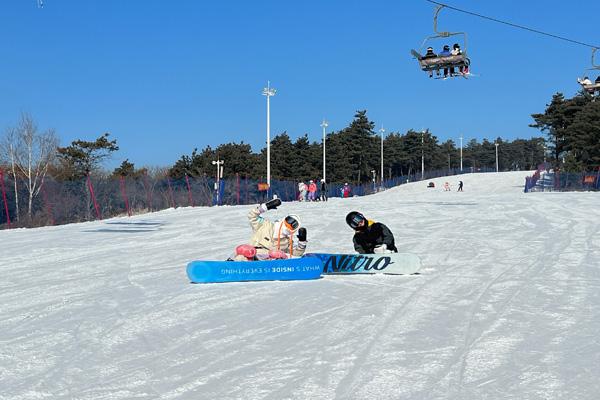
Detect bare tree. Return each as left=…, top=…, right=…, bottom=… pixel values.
left=6, top=113, right=59, bottom=221
left=0, top=127, right=21, bottom=221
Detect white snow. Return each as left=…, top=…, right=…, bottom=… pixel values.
left=2, top=171, right=600, bottom=400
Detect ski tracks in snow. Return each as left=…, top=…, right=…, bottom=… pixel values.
left=4, top=172, right=600, bottom=399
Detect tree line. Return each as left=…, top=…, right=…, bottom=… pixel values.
left=170, top=110, right=545, bottom=183
left=2, top=104, right=570, bottom=225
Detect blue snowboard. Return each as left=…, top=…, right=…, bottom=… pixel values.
left=305, top=253, right=421, bottom=275
left=186, top=257, right=323, bottom=283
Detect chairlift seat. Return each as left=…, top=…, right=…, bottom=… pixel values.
left=416, top=53, right=470, bottom=71
left=581, top=82, right=600, bottom=91
left=579, top=82, right=600, bottom=97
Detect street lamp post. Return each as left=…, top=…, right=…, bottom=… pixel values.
left=211, top=159, right=224, bottom=204
left=459, top=134, right=463, bottom=172
left=379, top=126, right=385, bottom=189
left=262, top=81, right=276, bottom=195
left=321, top=119, right=328, bottom=182
left=495, top=143, right=499, bottom=172
left=421, top=130, right=425, bottom=180
left=371, top=170, right=376, bottom=192
left=543, top=143, right=547, bottom=163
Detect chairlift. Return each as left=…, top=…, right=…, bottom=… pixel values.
left=411, top=5, right=471, bottom=79
left=577, top=47, right=600, bottom=100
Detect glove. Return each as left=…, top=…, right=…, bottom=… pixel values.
left=297, top=227, right=307, bottom=242
left=259, top=198, right=281, bottom=213
left=265, top=198, right=281, bottom=210
left=374, top=244, right=387, bottom=254
left=268, top=249, right=288, bottom=259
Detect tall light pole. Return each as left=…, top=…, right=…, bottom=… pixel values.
left=459, top=134, right=463, bottom=172
left=495, top=142, right=499, bottom=172
left=371, top=170, right=376, bottom=192
left=379, top=126, right=385, bottom=188
left=262, top=81, right=276, bottom=193
left=421, top=130, right=425, bottom=180
left=543, top=143, right=547, bottom=163
left=211, top=159, right=224, bottom=204
left=321, top=119, right=328, bottom=182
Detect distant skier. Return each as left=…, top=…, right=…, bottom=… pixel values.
left=345, top=211, right=398, bottom=254
left=458, top=181, right=463, bottom=192
left=443, top=182, right=451, bottom=191
left=298, top=182, right=307, bottom=202
left=232, top=198, right=307, bottom=261
left=342, top=183, right=351, bottom=198
left=307, top=180, right=317, bottom=201
left=320, top=179, right=328, bottom=201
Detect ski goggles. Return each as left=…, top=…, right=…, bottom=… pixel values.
left=348, top=213, right=366, bottom=229
left=284, top=215, right=299, bottom=231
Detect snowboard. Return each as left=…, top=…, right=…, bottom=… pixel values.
left=305, top=252, right=421, bottom=275
left=186, top=257, right=323, bottom=284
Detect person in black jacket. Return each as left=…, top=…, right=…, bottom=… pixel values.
left=345, top=211, right=398, bottom=254
left=320, top=179, right=328, bottom=202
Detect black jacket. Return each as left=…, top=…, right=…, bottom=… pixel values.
left=352, top=221, right=398, bottom=254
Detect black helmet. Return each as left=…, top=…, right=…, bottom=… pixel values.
left=443, top=45, right=450, bottom=50
left=284, top=214, right=300, bottom=231
left=346, top=211, right=367, bottom=230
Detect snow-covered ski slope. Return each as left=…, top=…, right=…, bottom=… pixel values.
left=3, top=171, right=600, bottom=400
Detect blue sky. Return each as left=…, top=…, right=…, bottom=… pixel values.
left=1, top=0, right=599, bottom=169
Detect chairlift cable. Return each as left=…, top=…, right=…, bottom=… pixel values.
left=425, top=0, right=599, bottom=50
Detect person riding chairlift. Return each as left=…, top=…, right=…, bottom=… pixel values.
left=421, top=46, right=437, bottom=59
left=452, top=43, right=468, bottom=74
left=578, top=76, right=596, bottom=96
left=439, top=45, right=452, bottom=77
left=421, top=47, right=438, bottom=78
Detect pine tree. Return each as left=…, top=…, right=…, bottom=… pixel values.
left=57, top=133, right=119, bottom=179
left=270, top=133, right=297, bottom=180
left=530, top=93, right=587, bottom=169
left=214, top=142, right=257, bottom=177
left=564, top=100, right=600, bottom=172
left=113, top=159, right=136, bottom=177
